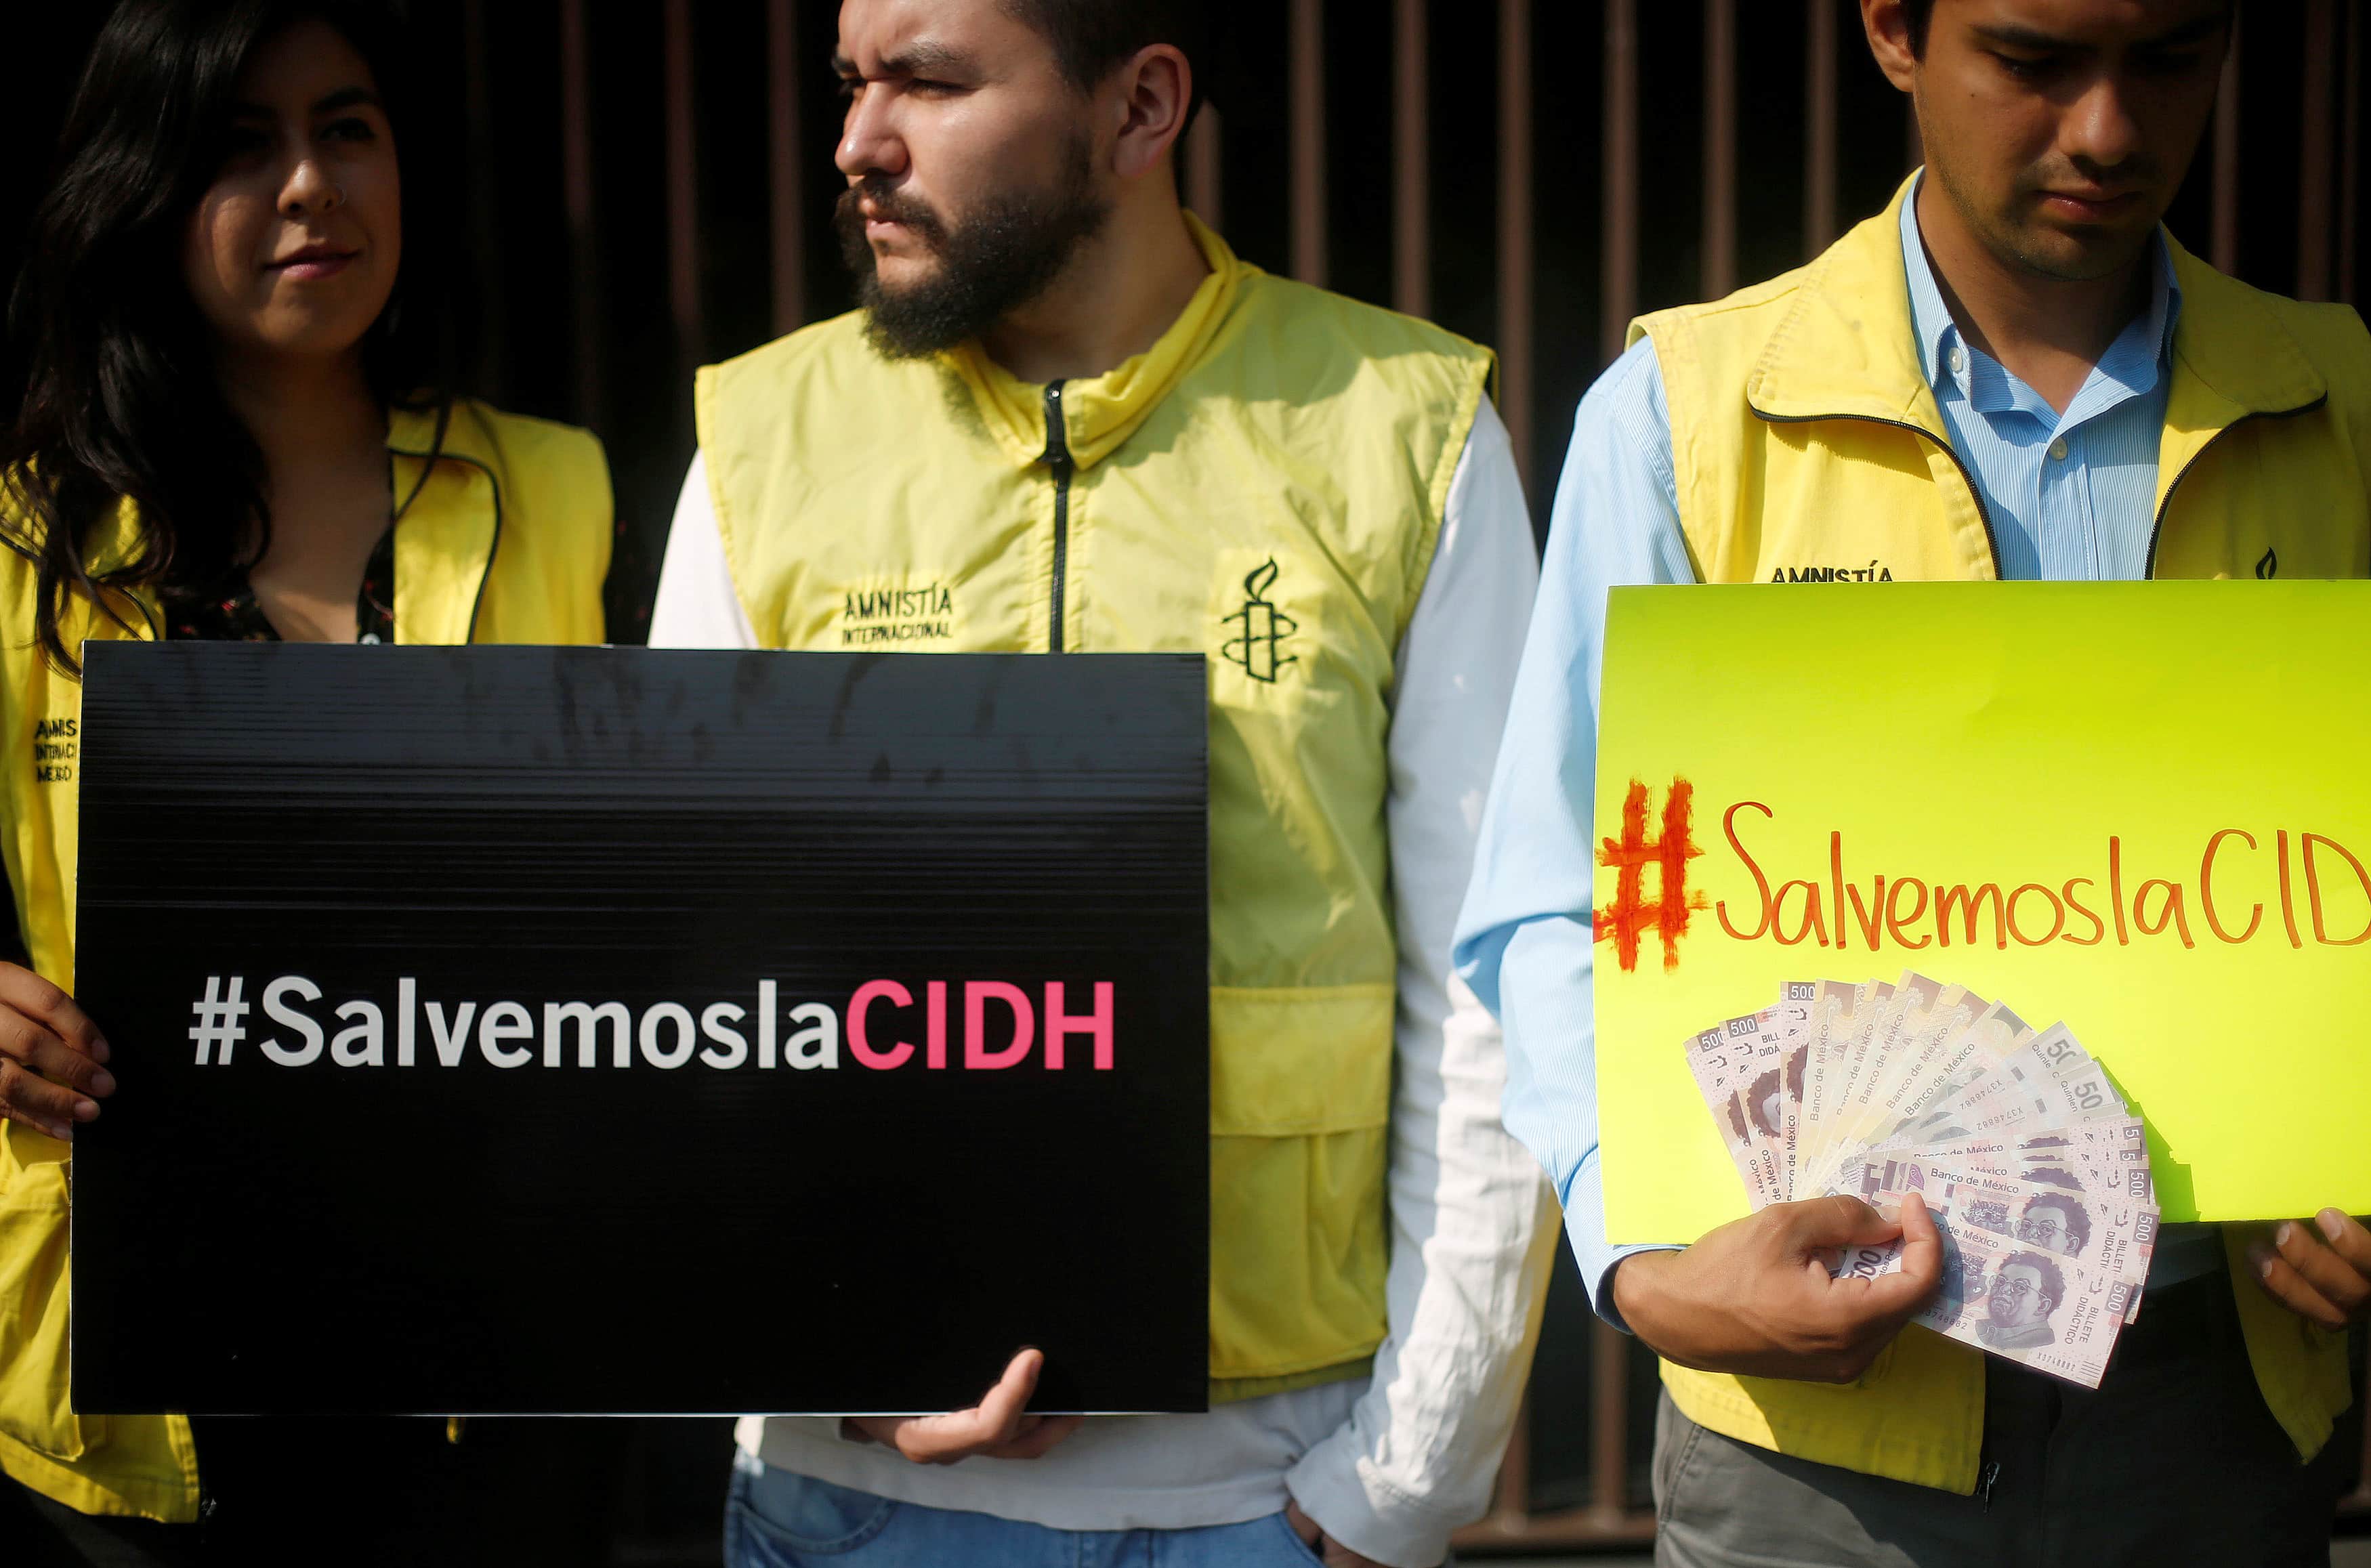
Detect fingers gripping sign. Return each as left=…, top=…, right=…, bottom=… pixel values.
left=0, top=962, right=114, bottom=1143
left=2249, top=1210, right=2371, bottom=1330
left=1612, top=1191, right=1943, bottom=1385
left=845, top=1348, right=1085, bottom=1464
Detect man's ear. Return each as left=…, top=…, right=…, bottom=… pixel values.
left=1108, top=44, right=1192, bottom=182
left=1862, top=0, right=1920, bottom=95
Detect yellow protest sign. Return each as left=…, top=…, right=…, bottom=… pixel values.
left=1593, top=582, right=2371, bottom=1244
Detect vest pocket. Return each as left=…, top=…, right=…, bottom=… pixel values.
left=1209, top=986, right=1393, bottom=1138
left=0, top=1147, right=93, bottom=1462
left=1207, top=986, right=1394, bottom=1382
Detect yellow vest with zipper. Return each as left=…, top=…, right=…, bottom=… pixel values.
left=696, top=215, right=1493, bottom=1400
left=1634, top=176, right=2368, bottom=1493
left=0, top=399, right=612, bottom=1522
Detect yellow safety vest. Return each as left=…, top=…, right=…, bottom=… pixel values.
left=696, top=215, right=1493, bottom=1401
left=1633, top=175, right=2369, bottom=1492
left=0, top=400, right=613, bottom=1521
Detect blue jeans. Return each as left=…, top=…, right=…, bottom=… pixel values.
left=723, top=1460, right=1330, bottom=1568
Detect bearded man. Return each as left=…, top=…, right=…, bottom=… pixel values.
left=647, top=3, right=1557, bottom=1565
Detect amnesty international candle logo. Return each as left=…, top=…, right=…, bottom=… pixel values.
left=1221, top=559, right=1298, bottom=683
left=1589, top=582, right=2371, bottom=1244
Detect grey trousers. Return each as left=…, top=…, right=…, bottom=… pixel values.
left=1652, top=1270, right=2354, bottom=1568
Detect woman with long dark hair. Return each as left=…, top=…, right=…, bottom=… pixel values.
left=0, top=2, right=610, bottom=1559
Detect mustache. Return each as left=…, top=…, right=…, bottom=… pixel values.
left=834, top=179, right=947, bottom=243
left=2023, top=157, right=2158, bottom=199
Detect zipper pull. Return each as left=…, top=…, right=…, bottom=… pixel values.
left=1977, top=1458, right=2002, bottom=1510
left=1041, top=381, right=1073, bottom=475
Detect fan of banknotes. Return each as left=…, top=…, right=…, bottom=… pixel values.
left=1685, top=975, right=2159, bottom=1389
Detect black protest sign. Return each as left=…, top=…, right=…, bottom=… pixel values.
left=71, top=645, right=1209, bottom=1416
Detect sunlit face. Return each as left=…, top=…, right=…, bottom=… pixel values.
left=833, top=0, right=1104, bottom=306
left=1988, top=1261, right=2051, bottom=1327
left=182, top=18, right=400, bottom=366
left=1912, top=0, right=2227, bottom=281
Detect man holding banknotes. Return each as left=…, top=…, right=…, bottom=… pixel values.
left=1456, top=0, right=2370, bottom=1564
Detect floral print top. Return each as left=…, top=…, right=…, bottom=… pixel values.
left=164, top=526, right=395, bottom=644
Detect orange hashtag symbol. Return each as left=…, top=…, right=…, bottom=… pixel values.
left=1597, top=777, right=1708, bottom=973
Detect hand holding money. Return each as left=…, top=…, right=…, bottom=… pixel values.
left=1682, top=973, right=2159, bottom=1389
left=1611, top=1191, right=1943, bottom=1384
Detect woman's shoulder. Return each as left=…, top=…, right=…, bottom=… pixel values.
left=0, top=478, right=36, bottom=608
left=0, top=471, right=149, bottom=673
left=0, top=469, right=144, bottom=595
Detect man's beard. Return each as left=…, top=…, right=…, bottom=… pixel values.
left=835, top=140, right=1113, bottom=360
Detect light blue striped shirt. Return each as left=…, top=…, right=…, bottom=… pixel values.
left=1453, top=182, right=2194, bottom=1324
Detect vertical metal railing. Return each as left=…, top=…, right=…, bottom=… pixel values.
left=1186, top=110, right=1224, bottom=234
left=1497, top=0, right=1534, bottom=484
left=1291, top=0, right=1327, bottom=289
left=1393, top=0, right=1431, bottom=320
left=1702, top=0, right=1737, bottom=299
left=2342, top=2, right=2363, bottom=305
left=1600, top=0, right=1639, bottom=365
left=661, top=0, right=702, bottom=387
left=2212, top=13, right=2242, bottom=274
left=458, top=0, right=504, bottom=394
left=556, top=0, right=601, bottom=427
left=2343, top=1, right=2363, bottom=305
left=766, top=0, right=806, bottom=337
left=2302, top=0, right=2338, bottom=301
left=1804, top=0, right=1839, bottom=256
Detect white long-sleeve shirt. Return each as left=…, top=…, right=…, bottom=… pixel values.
left=649, top=400, right=1557, bottom=1568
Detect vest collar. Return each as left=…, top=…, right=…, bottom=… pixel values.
left=83, top=497, right=163, bottom=641
left=945, top=211, right=1239, bottom=471
left=63, top=402, right=503, bottom=648
left=387, top=401, right=502, bottom=645
left=2155, top=232, right=2329, bottom=522
left=1747, top=174, right=2327, bottom=437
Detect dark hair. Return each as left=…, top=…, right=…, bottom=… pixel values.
left=1905, top=0, right=2235, bottom=58
left=1905, top=0, right=1935, bottom=54
left=1, top=0, right=466, bottom=673
left=999, top=0, right=1215, bottom=130
left=1999, top=1250, right=2066, bottom=1312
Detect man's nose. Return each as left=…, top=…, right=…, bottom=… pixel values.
left=2061, top=75, right=2145, bottom=174
left=836, top=88, right=907, bottom=182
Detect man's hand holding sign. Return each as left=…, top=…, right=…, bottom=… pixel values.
left=842, top=1349, right=1084, bottom=1463
left=2252, top=1212, right=2371, bottom=1330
